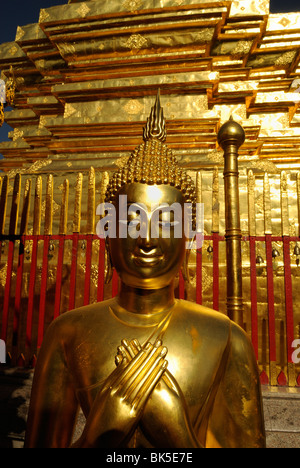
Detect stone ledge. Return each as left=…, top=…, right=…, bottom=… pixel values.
left=261, top=385, right=300, bottom=448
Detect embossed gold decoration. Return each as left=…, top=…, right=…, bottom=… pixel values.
left=5, top=66, right=16, bottom=107
left=76, top=3, right=90, bottom=18
left=125, top=34, right=148, bottom=50
left=0, top=0, right=299, bottom=172
left=122, top=0, right=143, bottom=12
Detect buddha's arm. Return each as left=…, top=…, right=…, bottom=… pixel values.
left=119, top=339, right=202, bottom=448
left=141, top=370, right=202, bottom=448
left=74, top=342, right=168, bottom=448
left=25, top=320, right=79, bottom=448
left=205, top=323, right=266, bottom=448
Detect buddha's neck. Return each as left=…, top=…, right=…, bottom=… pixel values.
left=118, top=281, right=175, bottom=315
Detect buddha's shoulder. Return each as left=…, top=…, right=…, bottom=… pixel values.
left=174, top=299, right=230, bottom=328
left=47, top=299, right=117, bottom=334
left=173, top=300, right=249, bottom=346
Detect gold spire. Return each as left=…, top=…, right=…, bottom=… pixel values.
left=143, top=89, right=167, bottom=143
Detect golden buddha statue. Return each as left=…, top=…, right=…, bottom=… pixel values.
left=25, top=92, right=266, bottom=449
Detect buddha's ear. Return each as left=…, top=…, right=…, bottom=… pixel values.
left=181, top=245, right=191, bottom=283
left=105, top=238, right=114, bottom=284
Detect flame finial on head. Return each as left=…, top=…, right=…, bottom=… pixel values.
left=143, top=89, right=167, bottom=143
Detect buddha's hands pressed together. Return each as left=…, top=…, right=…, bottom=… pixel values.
left=117, top=339, right=201, bottom=448
left=76, top=340, right=168, bottom=448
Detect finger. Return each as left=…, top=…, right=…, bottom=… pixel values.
left=132, top=359, right=168, bottom=410
left=111, top=344, right=156, bottom=391
left=120, top=345, right=167, bottom=398
left=142, top=339, right=162, bottom=351
left=102, top=357, right=129, bottom=392
left=129, top=339, right=142, bottom=356
left=117, top=344, right=132, bottom=362
left=121, top=339, right=137, bottom=359
left=124, top=352, right=166, bottom=401
left=132, top=339, right=142, bottom=352
left=162, top=368, right=180, bottom=393
left=115, top=354, right=123, bottom=366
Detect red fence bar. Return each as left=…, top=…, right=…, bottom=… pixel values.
left=37, top=236, right=50, bottom=350
left=25, top=237, right=38, bottom=354
left=83, top=235, right=93, bottom=306
left=249, top=236, right=259, bottom=360
left=265, top=234, right=277, bottom=367
left=97, top=238, right=105, bottom=302
left=196, top=244, right=202, bottom=305
left=283, top=237, right=295, bottom=364
left=54, top=179, right=68, bottom=320
left=1, top=239, right=15, bottom=342
left=12, top=238, right=25, bottom=348
left=53, top=237, right=65, bottom=320
left=69, top=233, right=79, bottom=311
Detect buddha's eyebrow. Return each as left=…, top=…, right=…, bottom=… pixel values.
left=127, top=203, right=172, bottom=216
left=151, top=204, right=173, bottom=215
left=127, top=202, right=148, bottom=214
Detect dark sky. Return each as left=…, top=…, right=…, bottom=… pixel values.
left=0, top=0, right=299, bottom=149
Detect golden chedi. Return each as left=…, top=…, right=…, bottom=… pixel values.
left=25, top=93, right=265, bottom=448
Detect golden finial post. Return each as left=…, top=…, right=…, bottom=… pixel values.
left=59, top=179, right=69, bottom=235
left=0, top=176, right=9, bottom=235
left=218, top=118, right=245, bottom=327
left=73, top=173, right=83, bottom=233
left=44, top=174, right=53, bottom=236
left=87, top=167, right=96, bottom=234
left=9, top=174, right=21, bottom=236
left=20, top=179, right=32, bottom=236
left=33, top=176, right=42, bottom=236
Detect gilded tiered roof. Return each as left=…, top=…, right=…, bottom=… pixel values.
left=0, top=0, right=300, bottom=175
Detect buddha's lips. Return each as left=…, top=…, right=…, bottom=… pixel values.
left=132, top=253, right=164, bottom=267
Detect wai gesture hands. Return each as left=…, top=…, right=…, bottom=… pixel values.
left=76, top=340, right=168, bottom=447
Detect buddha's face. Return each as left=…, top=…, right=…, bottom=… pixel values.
left=108, top=183, right=186, bottom=289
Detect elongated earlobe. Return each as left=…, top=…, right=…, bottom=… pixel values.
left=181, top=250, right=190, bottom=283
left=105, top=240, right=114, bottom=284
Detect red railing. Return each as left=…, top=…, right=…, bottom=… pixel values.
left=1, top=231, right=299, bottom=387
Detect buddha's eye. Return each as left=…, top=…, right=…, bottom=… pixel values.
left=129, top=219, right=141, bottom=228
left=159, top=221, right=180, bottom=229
left=158, top=210, right=180, bottom=229
left=119, top=219, right=140, bottom=227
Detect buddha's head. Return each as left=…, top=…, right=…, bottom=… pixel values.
left=105, top=91, right=196, bottom=290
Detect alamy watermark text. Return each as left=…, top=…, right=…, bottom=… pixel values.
left=96, top=197, right=204, bottom=250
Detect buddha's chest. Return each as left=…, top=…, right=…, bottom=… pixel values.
left=74, top=332, right=222, bottom=424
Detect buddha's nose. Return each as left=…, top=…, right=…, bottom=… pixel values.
left=137, top=220, right=158, bottom=251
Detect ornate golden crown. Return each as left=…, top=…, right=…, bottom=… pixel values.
left=105, top=90, right=196, bottom=215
